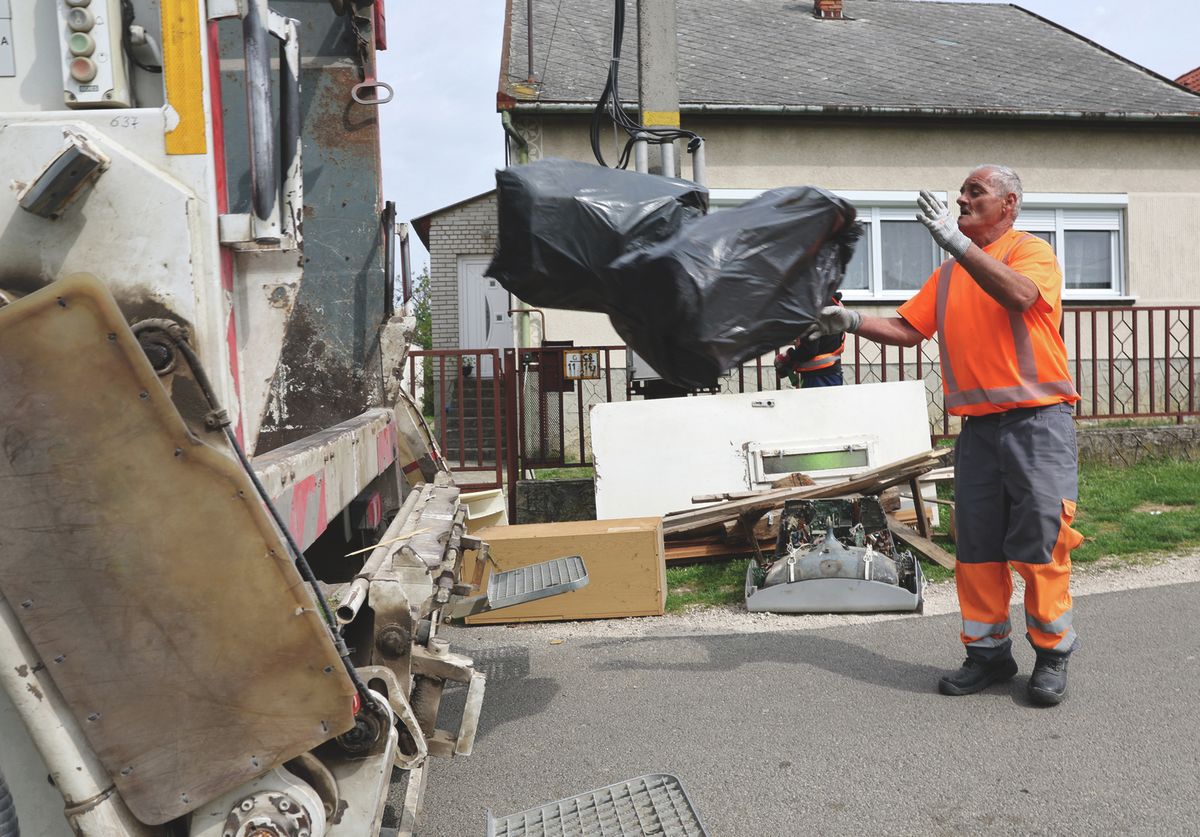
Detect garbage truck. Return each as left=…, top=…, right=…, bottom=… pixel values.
left=0, top=2, right=581, bottom=834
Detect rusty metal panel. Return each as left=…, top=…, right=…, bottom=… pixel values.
left=0, top=275, right=356, bottom=825
left=217, top=6, right=389, bottom=453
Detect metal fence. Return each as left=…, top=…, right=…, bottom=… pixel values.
left=718, top=305, right=1200, bottom=437
left=412, top=305, right=1200, bottom=496
left=403, top=348, right=504, bottom=491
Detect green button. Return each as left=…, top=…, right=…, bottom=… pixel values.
left=69, top=32, right=95, bottom=57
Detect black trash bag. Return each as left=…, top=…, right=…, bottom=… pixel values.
left=486, top=158, right=709, bottom=312
left=607, top=187, right=860, bottom=389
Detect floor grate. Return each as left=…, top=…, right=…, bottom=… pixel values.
left=486, top=773, right=707, bottom=837
left=487, top=554, right=588, bottom=610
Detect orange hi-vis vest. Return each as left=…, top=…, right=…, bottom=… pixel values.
left=897, top=229, right=1080, bottom=418
left=794, top=334, right=845, bottom=372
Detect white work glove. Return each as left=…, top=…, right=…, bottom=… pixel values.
left=805, top=305, right=861, bottom=339
left=916, top=190, right=971, bottom=258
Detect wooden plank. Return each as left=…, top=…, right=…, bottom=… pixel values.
left=900, top=493, right=955, bottom=507
left=892, top=508, right=931, bottom=527
left=908, top=476, right=931, bottom=538
left=691, top=489, right=762, bottom=504
left=887, top=514, right=957, bottom=570
left=920, top=466, right=956, bottom=482
left=664, top=449, right=952, bottom=536
left=664, top=538, right=772, bottom=563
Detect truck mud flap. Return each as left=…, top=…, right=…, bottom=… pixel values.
left=0, top=275, right=357, bottom=825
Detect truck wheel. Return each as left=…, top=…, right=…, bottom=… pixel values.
left=0, top=767, right=19, bottom=837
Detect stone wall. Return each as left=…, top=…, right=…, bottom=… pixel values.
left=515, top=479, right=596, bottom=524
left=1075, top=424, right=1200, bottom=467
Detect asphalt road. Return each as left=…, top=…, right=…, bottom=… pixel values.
left=409, top=581, right=1199, bottom=836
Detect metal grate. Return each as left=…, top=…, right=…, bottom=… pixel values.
left=487, top=555, right=589, bottom=610
left=522, top=357, right=565, bottom=467
left=486, top=773, right=707, bottom=837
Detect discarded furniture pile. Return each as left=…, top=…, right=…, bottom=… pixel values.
left=661, top=448, right=957, bottom=572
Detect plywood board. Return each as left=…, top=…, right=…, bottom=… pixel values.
left=464, top=519, right=665, bottom=623
left=592, top=381, right=934, bottom=519
left=0, top=276, right=356, bottom=825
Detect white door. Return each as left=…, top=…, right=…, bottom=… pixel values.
left=458, top=256, right=511, bottom=376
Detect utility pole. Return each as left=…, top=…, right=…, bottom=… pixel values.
left=636, top=0, right=679, bottom=177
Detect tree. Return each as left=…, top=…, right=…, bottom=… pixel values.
left=409, top=266, right=435, bottom=417
left=410, top=265, right=432, bottom=350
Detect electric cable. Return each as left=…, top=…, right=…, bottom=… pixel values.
left=120, top=0, right=163, bottom=73
left=590, top=0, right=703, bottom=168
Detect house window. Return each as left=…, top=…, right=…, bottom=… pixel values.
left=801, top=193, right=946, bottom=300
left=1015, top=196, right=1127, bottom=298
left=709, top=189, right=1127, bottom=300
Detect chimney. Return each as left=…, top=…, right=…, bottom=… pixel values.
left=813, top=0, right=843, bottom=19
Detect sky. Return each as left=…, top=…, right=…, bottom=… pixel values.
left=376, top=0, right=1200, bottom=277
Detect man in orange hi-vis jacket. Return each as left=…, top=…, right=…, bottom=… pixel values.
left=808, top=165, right=1082, bottom=706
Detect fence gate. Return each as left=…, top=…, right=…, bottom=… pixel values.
left=516, top=347, right=569, bottom=468
left=404, top=349, right=505, bottom=491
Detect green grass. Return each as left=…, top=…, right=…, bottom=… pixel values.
left=665, top=559, right=751, bottom=613
left=666, top=459, right=1200, bottom=608
left=922, top=560, right=955, bottom=584
left=1074, top=459, right=1200, bottom=562
left=532, top=466, right=595, bottom=480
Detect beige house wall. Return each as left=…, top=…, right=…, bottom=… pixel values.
left=540, top=307, right=623, bottom=346
left=523, top=114, right=1200, bottom=307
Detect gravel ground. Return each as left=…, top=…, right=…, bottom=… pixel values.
left=453, top=551, right=1200, bottom=641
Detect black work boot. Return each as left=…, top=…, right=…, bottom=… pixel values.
left=1029, top=650, right=1070, bottom=706
left=938, top=651, right=1018, bottom=696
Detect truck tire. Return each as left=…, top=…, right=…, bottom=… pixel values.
left=0, top=768, right=18, bottom=837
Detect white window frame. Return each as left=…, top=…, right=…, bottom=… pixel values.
left=709, top=189, right=1129, bottom=302
left=744, top=437, right=878, bottom=489
left=1015, top=193, right=1127, bottom=300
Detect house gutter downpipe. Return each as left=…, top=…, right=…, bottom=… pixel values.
left=501, top=112, right=529, bottom=165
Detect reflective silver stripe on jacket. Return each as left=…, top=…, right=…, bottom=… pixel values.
left=962, top=618, right=1012, bottom=639
left=934, top=235, right=1078, bottom=409
left=945, top=380, right=1079, bottom=410
left=794, top=335, right=845, bottom=372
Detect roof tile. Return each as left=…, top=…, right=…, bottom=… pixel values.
left=501, top=0, right=1200, bottom=117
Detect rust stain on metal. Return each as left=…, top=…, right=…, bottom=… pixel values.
left=307, top=68, right=380, bottom=151
left=257, top=304, right=371, bottom=453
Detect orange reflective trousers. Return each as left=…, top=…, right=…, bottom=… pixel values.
left=953, top=403, right=1083, bottom=658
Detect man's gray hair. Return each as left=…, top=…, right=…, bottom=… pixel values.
left=972, top=164, right=1023, bottom=217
